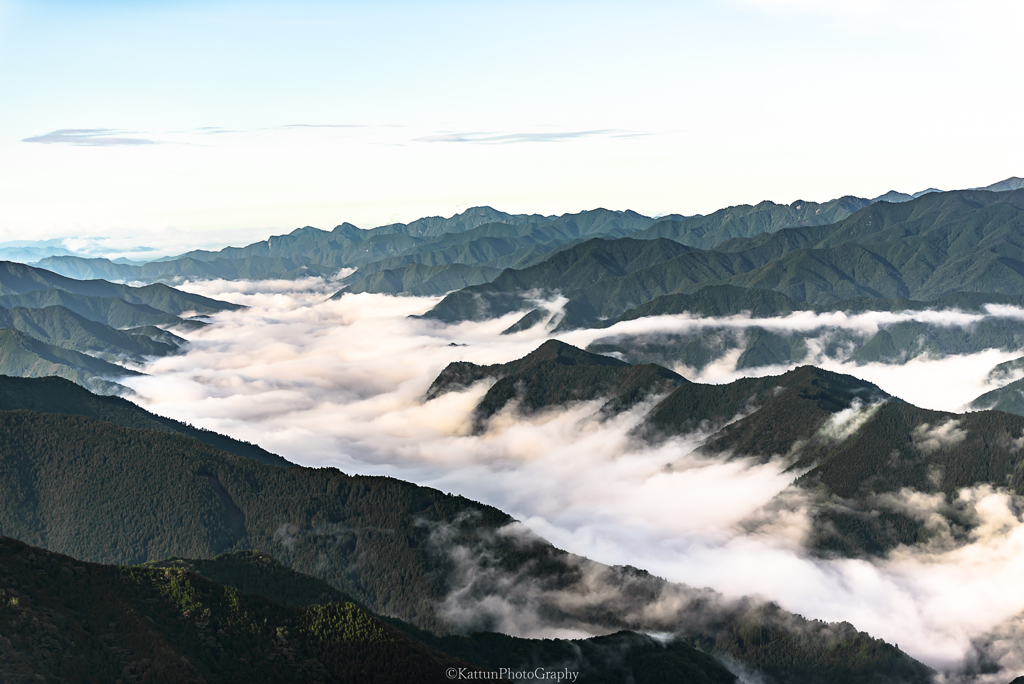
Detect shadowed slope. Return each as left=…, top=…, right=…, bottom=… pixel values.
left=0, top=537, right=479, bottom=684
left=0, top=328, right=139, bottom=394
left=0, top=375, right=290, bottom=466
left=149, top=549, right=742, bottom=684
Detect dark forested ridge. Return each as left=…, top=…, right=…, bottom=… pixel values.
left=0, top=408, right=512, bottom=630
left=0, top=537, right=483, bottom=684
left=0, top=402, right=932, bottom=681
left=425, top=339, right=684, bottom=431
left=0, top=375, right=290, bottom=466
left=147, top=549, right=742, bottom=684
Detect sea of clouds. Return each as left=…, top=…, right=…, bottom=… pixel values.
left=123, top=277, right=1024, bottom=677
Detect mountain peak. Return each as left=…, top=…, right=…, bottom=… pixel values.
left=519, top=339, right=629, bottom=368
left=774, top=364, right=891, bottom=402
left=977, top=176, right=1024, bottom=193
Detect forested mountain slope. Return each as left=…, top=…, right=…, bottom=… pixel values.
left=0, top=403, right=931, bottom=681
left=0, top=537, right=479, bottom=684
left=0, top=375, right=290, bottom=466
left=147, top=549, right=741, bottom=684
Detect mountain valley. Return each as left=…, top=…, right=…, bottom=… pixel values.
left=5, top=181, right=1024, bottom=681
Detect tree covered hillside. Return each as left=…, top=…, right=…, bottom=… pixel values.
left=147, top=549, right=741, bottom=684
left=0, top=375, right=290, bottom=466
left=0, top=402, right=932, bottom=681
left=0, top=537, right=479, bottom=683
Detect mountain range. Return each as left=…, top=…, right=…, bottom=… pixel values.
left=4, top=177, right=1024, bottom=680
left=423, top=187, right=1024, bottom=330
left=26, top=178, right=1024, bottom=298
left=17, top=183, right=1024, bottom=397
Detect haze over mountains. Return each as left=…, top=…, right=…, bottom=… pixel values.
left=21, top=179, right=1024, bottom=399
left=23, top=177, right=1024, bottom=296
left=423, top=186, right=1024, bottom=328
left=5, top=177, right=1024, bottom=681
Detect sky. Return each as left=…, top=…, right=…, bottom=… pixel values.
left=1, top=0, right=1022, bottom=253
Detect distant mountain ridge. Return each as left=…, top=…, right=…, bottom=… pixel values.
left=0, top=260, right=238, bottom=393
left=29, top=177, right=1023, bottom=297
left=422, top=187, right=1024, bottom=331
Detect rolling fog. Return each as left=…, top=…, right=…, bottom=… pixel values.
left=123, top=277, right=1024, bottom=675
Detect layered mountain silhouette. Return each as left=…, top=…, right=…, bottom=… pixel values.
left=422, top=187, right=1024, bottom=331
left=26, top=180, right=1013, bottom=296
left=0, top=261, right=234, bottom=315
left=0, top=260, right=238, bottom=392
left=20, top=178, right=1024, bottom=307
left=0, top=328, right=142, bottom=394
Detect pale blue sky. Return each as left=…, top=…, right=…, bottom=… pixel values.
left=1, top=0, right=1021, bottom=253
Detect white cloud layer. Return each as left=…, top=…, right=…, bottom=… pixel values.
left=124, top=282, right=1024, bottom=673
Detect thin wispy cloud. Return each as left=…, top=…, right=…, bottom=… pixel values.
left=279, top=123, right=366, bottom=129
left=21, top=128, right=157, bottom=146
left=193, top=127, right=241, bottom=135
left=23, top=124, right=376, bottom=146
left=197, top=124, right=368, bottom=133
left=415, top=129, right=641, bottom=144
